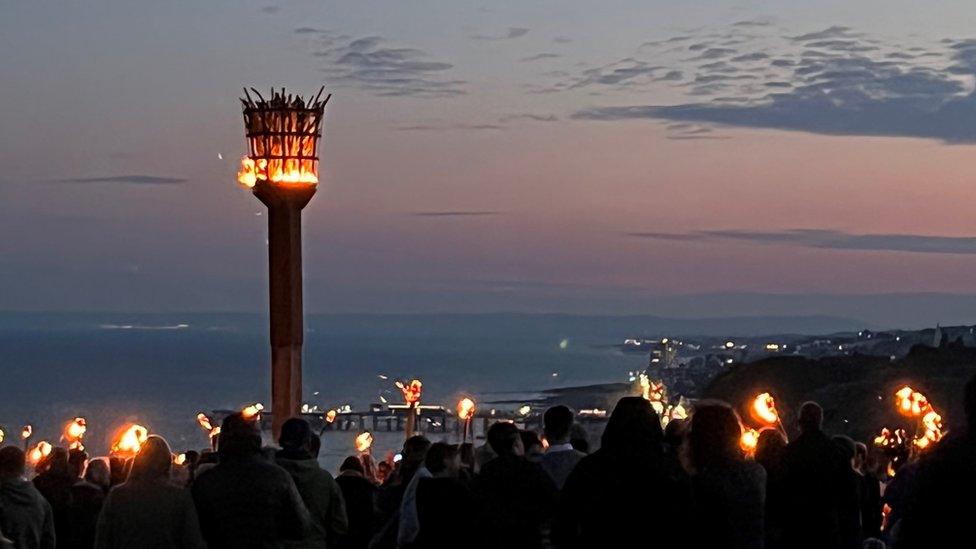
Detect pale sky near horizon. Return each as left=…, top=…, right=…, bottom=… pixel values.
left=5, top=0, right=976, bottom=316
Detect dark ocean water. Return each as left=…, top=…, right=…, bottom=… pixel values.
left=0, top=311, right=857, bottom=463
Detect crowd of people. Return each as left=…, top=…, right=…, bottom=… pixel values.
left=1, top=373, right=974, bottom=549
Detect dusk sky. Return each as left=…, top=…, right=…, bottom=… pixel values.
left=5, top=0, right=976, bottom=320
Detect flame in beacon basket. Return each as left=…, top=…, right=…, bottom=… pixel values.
left=355, top=431, right=373, bottom=453
left=457, top=398, right=476, bottom=420
left=237, top=157, right=318, bottom=188
left=111, top=424, right=149, bottom=458
left=751, top=393, right=779, bottom=425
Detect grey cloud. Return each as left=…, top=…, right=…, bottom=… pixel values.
left=553, top=36, right=573, bottom=44
left=259, top=5, right=280, bottom=14
left=395, top=123, right=503, bottom=131
left=411, top=211, right=501, bottom=217
left=472, top=27, right=530, bottom=41
left=499, top=113, right=559, bottom=122
left=695, top=47, right=737, bottom=60
left=733, top=19, right=773, bottom=28
left=59, top=175, right=187, bottom=185
left=627, top=229, right=976, bottom=255
left=790, top=26, right=856, bottom=42
left=294, top=27, right=323, bottom=34
left=521, top=53, right=561, bottom=62
left=307, top=33, right=465, bottom=97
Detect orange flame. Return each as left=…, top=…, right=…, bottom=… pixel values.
left=396, top=379, right=423, bottom=405
left=457, top=398, right=476, bottom=420
left=27, top=441, right=52, bottom=465
left=751, top=393, right=779, bottom=425
left=241, top=403, right=265, bottom=421
left=237, top=156, right=318, bottom=188
left=355, top=431, right=373, bottom=453
left=174, top=453, right=187, bottom=466
left=895, top=386, right=930, bottom=417
left=21, top=425, right=32, bottom=440
left=740, top=428, right=760, bottom=454
left=325, top=409, right=337, bottom=424
left=638, top=374, right=666, bottom=415
left=63, top=417, right=87, bottom=444
left=196, top=413, right=214, bottom=432
left=111, top=424, right=148, bottom=458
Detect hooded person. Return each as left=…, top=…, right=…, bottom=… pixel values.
left=68, top=450, right=107, bottom=549
left=552, top=396, right=692, bottom=549
left=191, top=412, right=311, bottom=549
left=274, top=418, right=348, bottom=549
left=93, top=435, right=206, bottom=549
left=0, top=446, right=56, bottom=549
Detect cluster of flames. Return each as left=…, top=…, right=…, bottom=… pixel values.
left=637, top=373, right=688, bottom=427
left=396, top=379, right=423, bottom=406
left=237, top=157, right=318, bottom=188
left=739, top=392, right=783, bottom=454
left=872, top=386, right=946, bottom=475
left=355, top=431, right=373, bottom=453
left=457, top=398, right=476, bottom=421
left=111, top=424, right=149, bottom=459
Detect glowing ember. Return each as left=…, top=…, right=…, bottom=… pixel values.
left=355, top=431, right=373, bottom=453
left=396, top=379, right=423, bottom=405
left=895, top=386, right=930, bottom=417
left=63, top=417, right=87, bottom=445
left=21, top=425, right=32, bottom=440
left=751, top=393, right=779, bottom=425
left=111, top=424, right=149, bottom=458
left=27, top=441, right=52, bottom=465
left=325, top=409, right=338, bottom=424
left=241, top=403, right=265, bottom=421
left=457, top=398, right=476, bottom=420
left=740, top=428, right=760, bottom=454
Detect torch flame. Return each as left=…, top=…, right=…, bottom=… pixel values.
left=196, top=413, right=215, bottom=432
left=241, top=403, right=265, bottom=421
left=174, top=453, right=187, bottom=466
left=751, top=393, right=779, bottom=425
left=355, top=431, right=373, bottom=453
left=325, top=409, right=337, bottom=424
left=21, top=425, right=32, bottom=440
left=27, top=441, right=52, bottom=465
left=0, top=428, right=4, bottom=444
left=111, top=424, right=149, bottom=458
left=895, top=386, right=930, bottom=417
left=740, top=428, right=760, bottom=454
left=63, top=417, right=87, bottom=444
left=457, top=398, right=476, bottom=420
left=396, top=379, right=423, bottom=406
left=638, top=373, right=666, bottom=415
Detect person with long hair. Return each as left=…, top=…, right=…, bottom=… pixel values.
left=553, top=397, right=692, bottom=549
left=687, top=401, right=766, bottom=549
left=94, top=435, right=205, bottom=549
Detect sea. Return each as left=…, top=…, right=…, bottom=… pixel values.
left=0, top=311, right=858, bottom=471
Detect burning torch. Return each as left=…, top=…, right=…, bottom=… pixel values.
left=396, top=379, right=423, bottom=439
left=237, top=87, right=330, bottom=439
left=750, top=392, right=788, bottom=441
left=197, top=412, right=221, bottom=451
left=111, top=424, right=149, bottom=460
left=457, top=397, right=476, bottom=444
left=62, top=417, right=87, bottom=450
left=21, top=425, right=32, bottom=450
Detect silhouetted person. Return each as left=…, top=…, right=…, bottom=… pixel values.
left=471, top=422, right=556, bottom=549
left=567, top=424, right=589, bottom=454
left=275, top=418, right=348, bottom=549
left=371, top=435, right=430, bottom=549
left=783, top=401, right=859, bottom=549
left=832, top=435, right=864, bottom=549
left=553, top=397, right=692, bottom=549
left=94, top=435, right=205, bottom=549
left=335, top=457, right=377, bottom=549
left=755, top=428, right=789, bottom=549
left=540, top=406, right=585, bottom=489
left=897, top=374, right=976, bottom=548
left=84, top=458, right=112, bottom=495
left=853, top=442, right=882, bottom=541
left=33, top=447, right=75, bottom=545
left=192, top=413, right=310, bottom=548
left=68, top=450, right=106, bottom=549
left=413, top=443, right=475, bottom=549
left=688, top=402, right=766, bottom=549
left=519, top=430, right=544, bottom=463
left=0, top=446, right=56, bottom=549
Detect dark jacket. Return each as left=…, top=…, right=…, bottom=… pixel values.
left=857, top=472, right=882, bottom=541
left=538, top=446, right=585, bottom=490
left=783, top=429, right=860, bottom=549
left=67, top=480, right=106, bottom=549
left=335, top=473, right=376, bottom=549
left=94, top=478, right=205, bottom=549
left=0, top=477, right=56, bottom=549
left=275, top=453, right=348, bottom=548
left=896, top=434, right=976, bottom=548
left=413, top=478, right=475, bottom=549
left=691, top=460, right=766, bottom=549
left=471, top=455, right=557, bottom=549
left=192, top=454, right=311, bottom=549
left=32, top=470, right=74, bottom=545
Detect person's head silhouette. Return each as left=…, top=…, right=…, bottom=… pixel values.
left=797, top=401, right=823, bottom=434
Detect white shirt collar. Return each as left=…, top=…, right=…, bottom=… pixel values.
left=546, top=443, right=575, bottom=453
